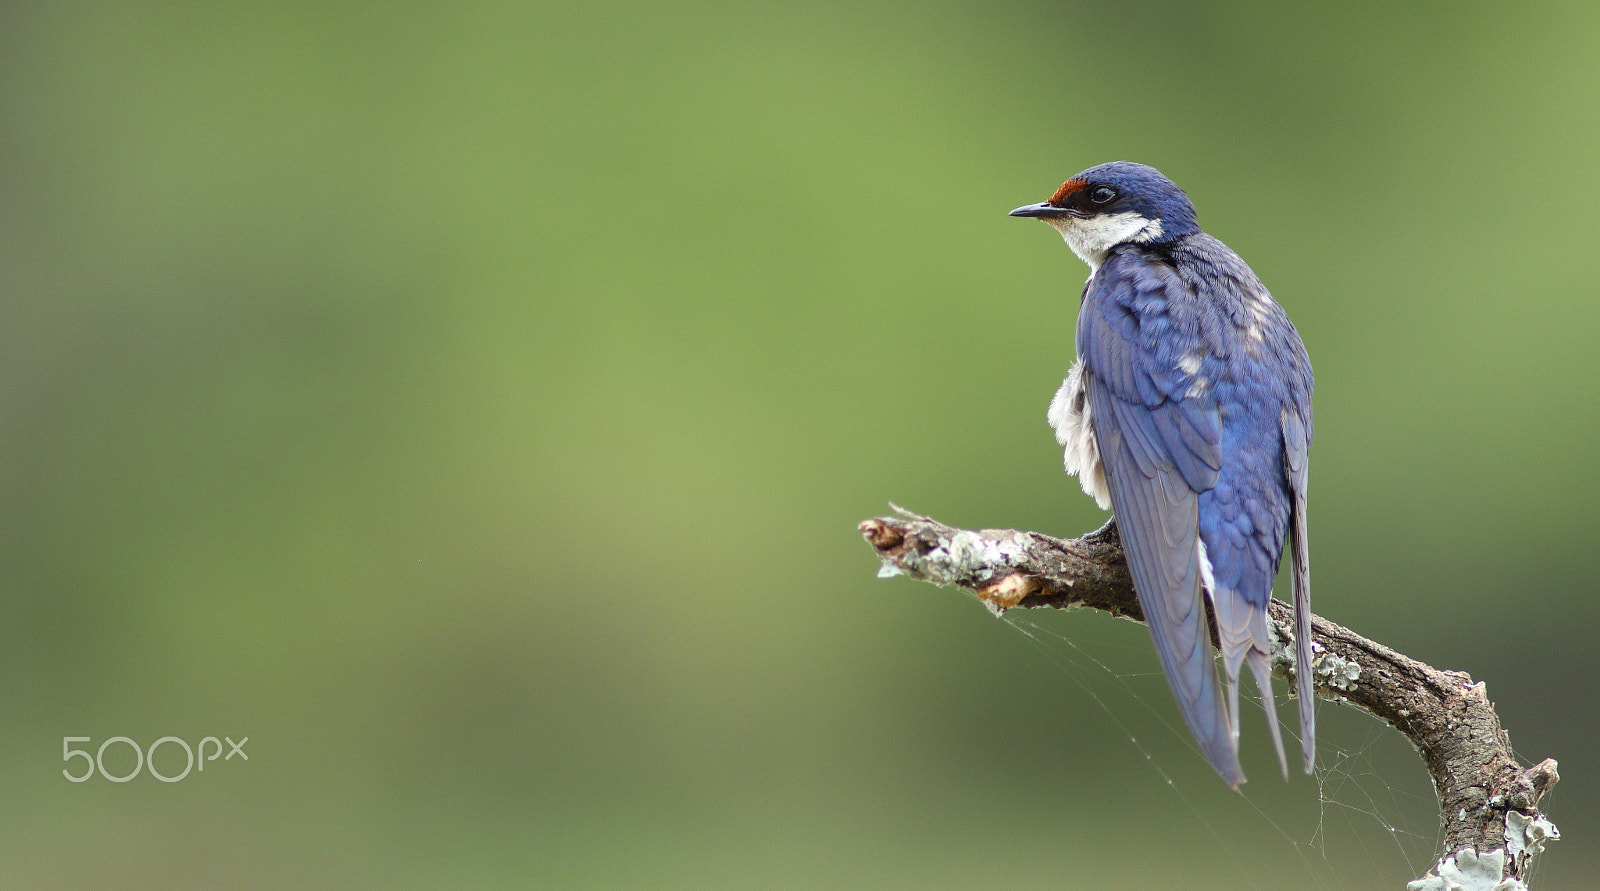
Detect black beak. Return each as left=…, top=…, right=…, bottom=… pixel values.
left=1009, top=201, right=1069, bottom=218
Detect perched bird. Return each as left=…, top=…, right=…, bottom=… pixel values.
left=1010, top=162, right=1314, bottom=787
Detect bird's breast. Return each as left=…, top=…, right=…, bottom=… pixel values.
left=1048, top=357, right=1110, bottom=509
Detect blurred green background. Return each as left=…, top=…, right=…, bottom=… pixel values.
left=2, top=2, right=1595, bottom=887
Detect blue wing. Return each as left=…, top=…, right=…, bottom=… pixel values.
left=1078, top=250, right=1240, bottom=785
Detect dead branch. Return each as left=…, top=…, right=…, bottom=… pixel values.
left=859, top=507, right=1560, bottom=889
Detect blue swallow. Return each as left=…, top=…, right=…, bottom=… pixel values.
left=1011, top=162, right=1314, bottom=786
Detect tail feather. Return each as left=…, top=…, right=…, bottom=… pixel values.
left=1247, top=650, right=1288, bottom=779
left=1209, top=574, right=1287, bottom=781
left=1285, top=407, right=1316, bottom=774
left=1293, top=537, right=1315, bottom=773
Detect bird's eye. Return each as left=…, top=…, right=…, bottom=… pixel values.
left=1089, top=186, right=1118, bottom=205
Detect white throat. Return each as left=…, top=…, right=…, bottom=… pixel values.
left=1045, top=211, right=1163, bottom=270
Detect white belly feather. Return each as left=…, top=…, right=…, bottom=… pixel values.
left=1048, top=357, right=1111, bottom=509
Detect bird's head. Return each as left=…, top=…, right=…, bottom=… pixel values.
left=1010, top=161, right=1199, bottom=269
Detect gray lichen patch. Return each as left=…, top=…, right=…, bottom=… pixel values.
left=888, top=528, right=1026, bottom=585
left=1272, top=625, right=1362, bottom=698
left=942, top=530, right=1026, bottom=579
left=1505, top=810, right=1559, bottom=862
left=1313, top=647, right=1362, bottom=694
left=868, top=522, right=1032, bottom=592
left=1406, top=848, right=1521, bottom=891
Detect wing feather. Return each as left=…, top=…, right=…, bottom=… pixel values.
left=1084, top=366, right=1242, bottom=787
left=1284, top=406, right=1315, bottom=772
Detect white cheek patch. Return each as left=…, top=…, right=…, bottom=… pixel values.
left=1048, top=358, right=1110, bottom=509
left=1046, top=212, right=1162, bottom=270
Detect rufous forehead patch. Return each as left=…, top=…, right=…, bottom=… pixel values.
left=1049, top=178, right=1088, bottom=205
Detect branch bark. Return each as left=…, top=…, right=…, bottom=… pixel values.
left=859, top=507, right=1560, bottom=889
